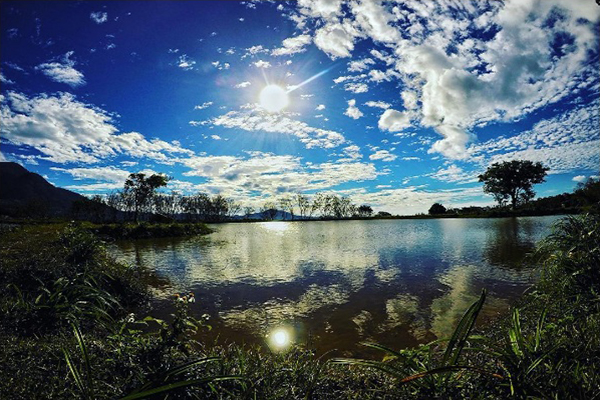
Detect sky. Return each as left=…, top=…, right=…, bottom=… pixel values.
left=1, top=0, right=599, bottom=215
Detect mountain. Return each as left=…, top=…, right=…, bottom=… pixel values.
left=0, top=162, right=87, bottom=217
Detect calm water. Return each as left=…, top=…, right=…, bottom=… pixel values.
left=110, top=216, right=560, bottom=356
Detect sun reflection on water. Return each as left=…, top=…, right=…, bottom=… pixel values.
left=267, top=326, right=294, bottom=351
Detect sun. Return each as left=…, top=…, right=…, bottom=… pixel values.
left=259, top=84, right=289, bottom=112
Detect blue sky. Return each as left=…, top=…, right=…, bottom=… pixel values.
left=1, top=0, right=598, bottom=214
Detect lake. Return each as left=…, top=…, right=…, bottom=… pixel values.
left=110, top=216, right=560, bottom=356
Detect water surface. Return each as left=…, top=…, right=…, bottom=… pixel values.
left=110, top=216, right=559, bottom=356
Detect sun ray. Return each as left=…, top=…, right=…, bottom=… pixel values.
left=286, top=65, right=335, bottom=93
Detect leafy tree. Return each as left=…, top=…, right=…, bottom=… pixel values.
left=428, top=203, right=447, bottom=215
left=478, top=160, right=549, bottom=209
left=357, top=205, right=373, bottom=217
left=123, top=173, right=169, bottom=222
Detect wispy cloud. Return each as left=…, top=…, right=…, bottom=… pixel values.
left=35, top=51, right=85, bottom=87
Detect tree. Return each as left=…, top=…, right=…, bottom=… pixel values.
left=295, top=194, right=310, bottom=219
left=243, top=206, right=255, bottom=219
left=357, top=205, right=373, bottom=217
left=478, top=160, right=549, bottom=209
left=123, top=173, right=169, bottom=222
left=428, top=203, right=447, bottom=215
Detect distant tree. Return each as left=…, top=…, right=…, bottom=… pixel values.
left=226, top=198, right=242, bottom=219
left=243, top=206, right=255, bottom=219
left=428, top=203, right=447, bottom=215
left=279, top=196, right=295, bottom=220
left=357, top=205, right=373, bottom=217
left=211, top=194, right=229, bottom=221
left=310, top=192, right=326, bottom=218
left=478, top=160, right=549, bottom=209
left=296, top=194, right=310, bottom=219
left=123, top=173, right=169, bottom=222
left=376, top=211, right=392, bottom=218
left=575, top=177, right=600, bottom=210
left=260, top=202, right=277, bottom=220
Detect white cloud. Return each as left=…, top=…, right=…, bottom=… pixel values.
left=344, top=82, right=368, bottom=93
left=378, top=109, right=411, bottom=132
left=211, top=135, right=222, bottom=140
left=341, top=145, right=362, bottom=160
left=469, top=101, right=600, bottom=173
left=315, top=104, right=326, bottom=111
left=1, top=91, right=193, bottom=164
left=253, top=60, right=271, bottom=69
left=348, top=58, right=375, bottom=72
left=572, top=175, right=586, bottom=183
left=0, top=72, right=14, bottom=85
left=179, top=151, right=378, bottom=199
left=369, top=149, right=397, bottom=162
left=344, top=99, right=363, bottom=119
left=272, top=34, right=312, bottom=56
left=52, top=166, right=130, bottom=183
left=195, top=102, right=213, bottom=110
left=314, top=22, right=358, bottom=59
left=90, top=11, right=108, bottom=24
left=234, top=81, right=251, bottom=89
left=35, top=51, right=85, bottom=87
left=429, top=164, right=478, bottom=184
left=288, top=1, right=600, bottom=160
left=207, top=108, right=345, bottom=149
left=365, top=100, right=390, bottom=109
left=178, top=55, right=196, bottom=70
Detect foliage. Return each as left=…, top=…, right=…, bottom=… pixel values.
left=479, top=160, right=549, bottom=209
left=90, top=221, right=213, bottom=239
left=123, top=173, right=170, bottom=222
left=357, top=204, right=373, bottom=217
left=428, top=203, right=447, bottom=215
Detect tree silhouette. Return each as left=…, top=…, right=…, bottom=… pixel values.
left=478, top=160, right=549, bottom=209
left=123, top=173, right=169, bottom=222
left=428, top=203, right=447, bottom=215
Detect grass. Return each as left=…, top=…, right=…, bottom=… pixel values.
left=1, top=215, right=599, bottom=399
left=85, top=221, right=213, bottom=239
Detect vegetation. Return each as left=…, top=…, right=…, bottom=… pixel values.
left=89, top=221, right=213, bottom=239
left=478, top=160, right=549, bottom=209
left=124, top=173, right=170, bottom=222
left=428, top=202, right=447, bottom=215
left=1, top=213, right=599, bottom=398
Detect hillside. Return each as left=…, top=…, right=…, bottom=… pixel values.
left=0, top=162, right=86, bottom=217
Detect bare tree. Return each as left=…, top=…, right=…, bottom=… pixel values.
left=243, top=206, right=255, bottom=219
left=226, top=198, right=242, bottom=219
left=279, top=196, right=295, bottom=220
left=260, top=201, right=277, bottom=220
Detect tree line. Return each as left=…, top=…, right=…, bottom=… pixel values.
left=71, top=173, right=376, bottom=223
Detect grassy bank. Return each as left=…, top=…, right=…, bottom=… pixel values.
left=87, top=221, right=213, bottom=239
left=1, top=215, right=598, bottom=399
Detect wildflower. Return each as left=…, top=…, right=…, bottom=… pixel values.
left=201, top=313, right=210, bottom=321
left=188, top=292, right=196, bottom=303
left=126, top=313, right=135, bottom=323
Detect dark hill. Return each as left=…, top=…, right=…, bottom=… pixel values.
left=0, top=162, right=87, bottom=217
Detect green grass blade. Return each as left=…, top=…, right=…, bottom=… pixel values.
left=72, top=323, right=93, bottom=397
left=63, top=348, right=86, bottom=398
left=119, top=376, right=246, bottom=400
left=442, top=289, right=486, bottom=366
left=330, top=358, right=407, bottom=379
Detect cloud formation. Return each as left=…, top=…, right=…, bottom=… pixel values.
left=35, top=52, right=85, bottom=87
left=1, top=91, right=193, bottom=164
